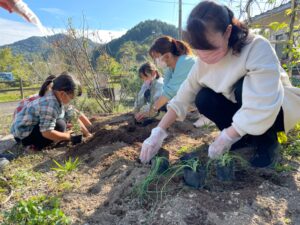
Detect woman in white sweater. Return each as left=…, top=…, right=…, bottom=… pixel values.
left=139, top=1, right=300, bottom=167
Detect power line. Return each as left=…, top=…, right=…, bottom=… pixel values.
left=146, top=0, right=197, bottom=6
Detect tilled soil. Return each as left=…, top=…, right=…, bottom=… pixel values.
left=2, top=113, right=300, bottom=225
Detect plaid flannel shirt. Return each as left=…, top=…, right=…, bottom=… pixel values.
left=11, top=91, right=63, bottom=139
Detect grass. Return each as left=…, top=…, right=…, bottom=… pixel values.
left=1, top=153, right=81, bottom=204
left=0, top=90, right=37, bottom=103
left=274, top=162, right=296, bottom=173
left=73, top=95, right=133, bottom=116
left=0, top=115, right=13, bottom=136
left=280, top=123, right=300, bottom=159
left=2, top=195, right=71, bottom=225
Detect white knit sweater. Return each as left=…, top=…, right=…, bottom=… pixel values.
left=168, top=35, right=300, bottom=136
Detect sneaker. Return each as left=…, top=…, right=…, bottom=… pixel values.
left=250, top=141, right=280, bottom=168
left=0, top=158, right=9, bottom=170
left=193, top=116, right=213, bottom=128
left=24, top=145, right=38, bottom=154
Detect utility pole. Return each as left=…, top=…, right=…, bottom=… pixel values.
left=178, top=0, right=182, bottom=40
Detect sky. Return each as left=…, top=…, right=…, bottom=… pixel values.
left=0, top=0, right=276, bottom=46
left=0, top=0, right=203, bottom=46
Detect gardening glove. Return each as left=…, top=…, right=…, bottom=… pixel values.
left=140, top=104, right=151, bottom=114
left=140, top=127, right=168, bottom=164
left=208, top=128, right=241, bottom=159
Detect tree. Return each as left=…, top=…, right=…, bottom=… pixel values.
left=97, top=53, right=122, bottom=76
left=0, top=48, right=32, bottom=83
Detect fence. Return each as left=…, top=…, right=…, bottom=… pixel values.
left=0, top=79, right=40, bottom=100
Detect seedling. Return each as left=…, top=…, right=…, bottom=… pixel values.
left=182, top=158, right=206, bottom=189
left=207, top=152, right=249, bottom=181
left=51, top=157, right=81, bottom=177
left=134, top=156, right=169, bottom=200
left=150, top=156, right=169, bottom=174
left=3, top=195, right=70, bottom=225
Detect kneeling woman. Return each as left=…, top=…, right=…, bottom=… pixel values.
left=11, top=72, right=83, bottom=150
left=140, top=1, right=300, bottom=167
left=134, top=62, right=164, bottom=122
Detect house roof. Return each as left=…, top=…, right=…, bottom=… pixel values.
left=249, top=0, right=300, bottom=26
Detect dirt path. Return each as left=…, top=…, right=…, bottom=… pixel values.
left=0, top=101, right=18, bottom=116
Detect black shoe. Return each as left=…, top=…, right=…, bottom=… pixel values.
left=250, top=141, right=280, bottom=168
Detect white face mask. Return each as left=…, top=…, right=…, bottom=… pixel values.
left=155, top=56, right=167, bottom=69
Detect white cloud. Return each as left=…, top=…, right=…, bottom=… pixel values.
left=39, top=8, right=66, bottom=16
left=0, top=17, right=126, bottom=46
left=0, top=17, right=50, bottom=45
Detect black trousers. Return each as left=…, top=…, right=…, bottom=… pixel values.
left=21, top=119, right=66, bottom=150
left=195, top=78, right=284, bottom=149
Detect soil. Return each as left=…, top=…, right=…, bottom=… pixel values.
left=2, top=113, right=300, bottom=225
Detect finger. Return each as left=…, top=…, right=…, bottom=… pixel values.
left=140, top=145, right=148, bottom=163
left=138, top=114, right=144, bottom=120
left=145, top=146, right=152, bottom=163
left=139, top=147, right=145, bottom=162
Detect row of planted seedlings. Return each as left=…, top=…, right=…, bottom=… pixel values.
left=134, top=148, right=249, bottom=201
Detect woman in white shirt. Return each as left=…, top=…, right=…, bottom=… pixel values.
left=139, top=0, right=300, bottom=167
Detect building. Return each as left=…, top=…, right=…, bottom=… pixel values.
left=0, top=72, right=14, bottom=81
left=249, top=0, right=300, bottom=76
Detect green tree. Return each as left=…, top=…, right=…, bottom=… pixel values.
left=97, top=53, right=122, bottom=75
left=0, top=48, right=32, bottom=83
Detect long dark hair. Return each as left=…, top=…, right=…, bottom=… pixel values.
left=149, top=36, right=193, bottom=57
left=39, top=75, right=56, bottom=97
left=138, top=62, right=160, bottom=79
left=186, top=1, right=251, bottom=54
left=52, top=72, right=82, bottom=97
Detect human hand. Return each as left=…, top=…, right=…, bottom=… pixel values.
left=135, top=112, right=145, bottom=122
left=140, top=127, right=168, bottom=163
left=208, top=128, right=241, bottom=159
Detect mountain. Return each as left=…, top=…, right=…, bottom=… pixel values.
left=0, top=33, right=100, bottom=61
left=0, top=20, right=178, bottom=63
left=106, top=20, right=178, bottom=58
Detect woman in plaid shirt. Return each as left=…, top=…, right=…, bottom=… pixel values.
left=11, top=72, right=84, bottom=150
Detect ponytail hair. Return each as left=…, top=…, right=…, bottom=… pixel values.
left=138, top=62, right=160, bottom=79
left=52, top=72, right=82, bottom=97
left=149, top=36, right=193, bottom=57
left=39, top=75, right=56, bottom=97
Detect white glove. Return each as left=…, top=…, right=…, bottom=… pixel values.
left=140, top=127, right=168, bottom=163
left=208, top=128, right=241, bottom=159
left=140, top=103, right=151, bottom=113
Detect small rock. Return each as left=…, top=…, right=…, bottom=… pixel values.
left=233, top=212, right=239, bottom=216
left=228, top=200, right=232, bottom=205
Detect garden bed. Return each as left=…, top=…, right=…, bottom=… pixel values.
left=1, top=113, right=300, bottom=225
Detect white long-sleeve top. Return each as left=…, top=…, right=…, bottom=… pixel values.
left=168, top=35, right=300, bottom=136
